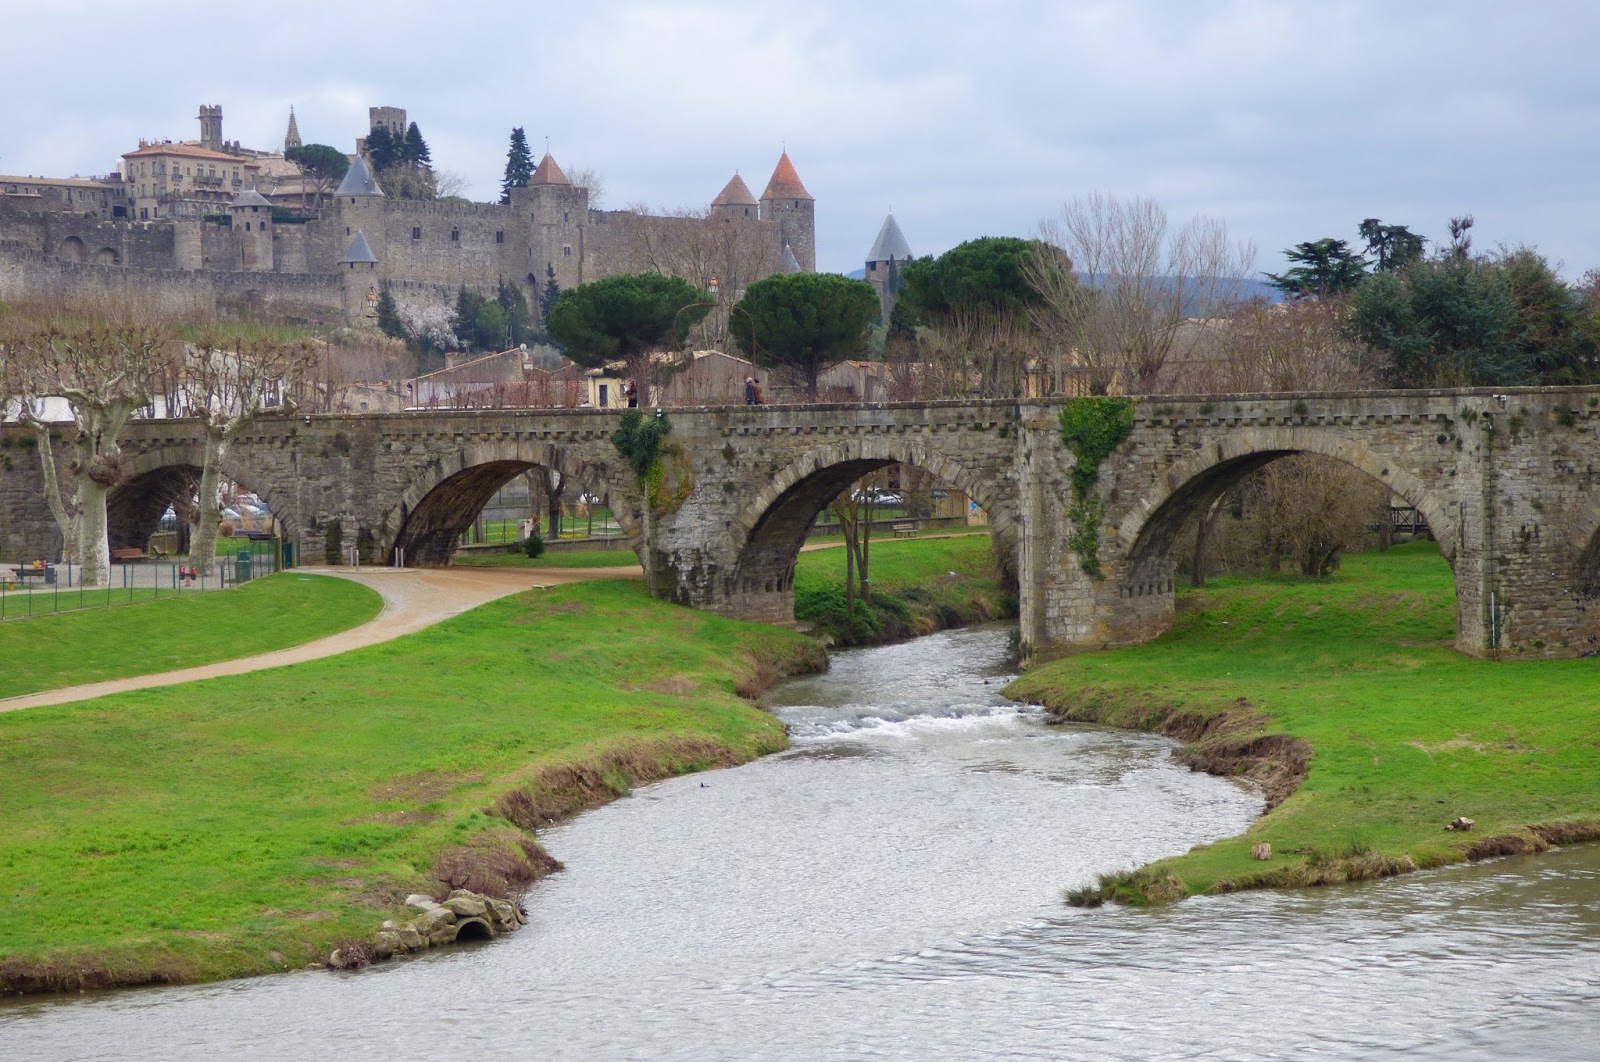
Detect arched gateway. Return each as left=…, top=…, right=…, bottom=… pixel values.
left=3, top=388, right=1599, bottom=660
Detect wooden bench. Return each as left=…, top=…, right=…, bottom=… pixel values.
left=110, top=547, right=149, bottom=563
left=11, top=564, right=55, bottom=584
left=891, top=520, right=919, bottom=538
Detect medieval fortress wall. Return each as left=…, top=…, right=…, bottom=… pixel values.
left=0, top=150, right=815, bottom=327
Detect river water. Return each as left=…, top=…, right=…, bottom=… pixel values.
left=3, top=624, right=1597, bottom=1060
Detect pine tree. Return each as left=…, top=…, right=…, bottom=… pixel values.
left=540, top=264, right=561, bottom=325
left=497, top=278, right=533, bottom=343
left=403, top=122, right=431, bottom=166
left=365, top=127, right=400, bottom=172
left=501, top=127, right=534, bottom=205
left=455, top=286, right=486, bottom=349
left=376, top=283, right=403, bottom=340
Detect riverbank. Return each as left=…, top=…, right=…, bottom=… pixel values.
left=0, top=580, right=823, bottom=994
left=1005, top=542, right=1600, bottom=905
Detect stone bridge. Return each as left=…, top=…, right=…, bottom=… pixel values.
left=5, top=386, right=1600, bottom=661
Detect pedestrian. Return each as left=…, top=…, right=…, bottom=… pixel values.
left=753, top=379, right=765, bottom=405
left=625, top=380, right=638, bottom=408
left=744, top=376, right=756, bottom=405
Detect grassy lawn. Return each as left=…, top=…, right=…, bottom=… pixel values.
left=0, top=574, right=382, bottom=699
left=452, top=548, right=642, bottom=569
left=794, top=533, right=1013, bottom=645
left=1005, top=542, right=1600, bottom=903
left=0, top=581, right=819, bottom=991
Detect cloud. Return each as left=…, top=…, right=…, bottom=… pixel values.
left=4, top=0, right=1599, bottom=275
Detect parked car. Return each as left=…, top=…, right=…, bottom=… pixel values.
left=850, top=487, right=902, bottom=506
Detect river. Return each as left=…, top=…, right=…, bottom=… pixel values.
left=2, top=624, right=1597, bottom=1059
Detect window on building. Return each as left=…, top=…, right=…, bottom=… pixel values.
left=451, top=227, right=459, bottom=242
left=598, top=383, right=609, bottom=406
left=244, top=222, right=251, bottom=231
left=563, top=245, right=572, bottom=257
left=412, top=227, right=421, bottom=240
left=495, top=230, right=504, bottom=244
left=563, top=212, right=569, bottom=223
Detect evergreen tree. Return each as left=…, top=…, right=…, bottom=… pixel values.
left=376, top=283, right=403, bottom=340
left=501, top=127, right=534, bottom=205
left=455, top=287, right=487, bottom=350
left=365, top=126, right=400, bottom=172
left=1358, top=219, right=1426, bottom=273
left=1264, top=238, right=1368, bottom=299
left=540, top=264, right=561, bottom=324
left=402, top=122, right=431, bottom=166
left=497, top=279, right=533, bottom=343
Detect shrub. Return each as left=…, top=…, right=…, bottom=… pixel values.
left=521, top=531, right=545, bottom=558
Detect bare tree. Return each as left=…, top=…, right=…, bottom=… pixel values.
left=1029, top=193, right=1256, bottom=393
left=434, top=169, right=471, bottom=200
left=14, top=311, right=173, bottom=585
left=568, top=166, right=606, bottom=209
left=176, top=332, right=320, bottom=576
left=1167, top=298, right=1378, bottom=394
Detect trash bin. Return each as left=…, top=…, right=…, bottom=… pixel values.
left=281, top=540, right=294, bottom=571
left=44, top=565, right=56, bottom=586
left=235, top=548, right=253, bottom=583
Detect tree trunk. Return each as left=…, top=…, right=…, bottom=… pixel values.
left=77, top=478, right=111, bottom=588
left=1378, top=508, right=1392, bottom=552
left=1268, top=535, right=1281, bottom=574
left=1191, top=497, right=1223, bottom=589
left=844, top=527, right=856, bottom=616
left=30, top=422, right=79, bottom=564
left=189, top=429, right=228, bottom=577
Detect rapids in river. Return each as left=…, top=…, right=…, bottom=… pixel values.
left=2, top=624, right=1596, bottom=1059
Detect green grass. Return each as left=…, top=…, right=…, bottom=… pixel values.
left=0, top=574, right=382, bottom=699
left=452, top=547, right=643, bottom=569
left=0, top=581, right=819, bottom=990
left=794, top=533, right=1013, bottom=645
left=1005, top=542, right=1600, bottom=902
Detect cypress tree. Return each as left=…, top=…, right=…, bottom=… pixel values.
left=365, top=126, right=399, bottom=172
left=540, top=263, right=561, bottom=324
left=501, top=127, right=534, bottom=204
left=375, top=283, right=403, bottom=340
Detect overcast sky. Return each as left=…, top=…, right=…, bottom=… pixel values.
left=5, top=1, right=1597, bottom=278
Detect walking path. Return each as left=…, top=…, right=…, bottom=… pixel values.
left=0, top=566, right=640, bottom=713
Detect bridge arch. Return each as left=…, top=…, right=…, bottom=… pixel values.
left=722, top=437, right=1018, bottom=624
left=385, top=438, right=641, bottom=567
left=1110, top=426, right=1461, bottom=635
left=112, top=442, right=297, bottom=552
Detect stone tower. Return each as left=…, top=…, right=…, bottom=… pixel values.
left=865, top=212, right=912, bottom=316
left=368, top=106, right=407, bottom=139
left=711, top=173, right=758, bottom=221
left=759, top=151, right=815, bottom=273
left=230, top=189, right=274, bottom=272
left=338, top=230, right=380, bottom=321
left=514, top=153, right=588, bottom=295
left=284, top=107, right=302, bottom=153
left=198, top=105, right=224, bottom=152
left=334, top=155, right=388, bottom=267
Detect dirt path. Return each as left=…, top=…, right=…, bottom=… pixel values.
left=0, top=566, right=640, bottom=713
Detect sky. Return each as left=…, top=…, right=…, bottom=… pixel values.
left=4, top=0, right=1598, bottom=279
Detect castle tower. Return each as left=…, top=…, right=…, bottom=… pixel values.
left=284, top=107, right=302, bottom=153
left=368, top=106, right=406, bottom=139
left=759, top=151, right=815, bottom=273
left=230, top=189, right=275, bottom=272
left=338, top=230, right=380, bottom=323
left=515, top=153, right=589, bottom=294
left=198, top=105, right=224, bottom=153
left=711, top=173, right=758, bottom=221
left=865, top=212, right=912, bottom=316
left=333, top=155, right=387, bottom=268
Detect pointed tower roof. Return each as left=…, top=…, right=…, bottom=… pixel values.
left=338, top=229, right=377, bottom=265
left=231, top=188, right=272, bottom=209
left=779, top=243, right=802, bottom=274
left=530, top=153, right=571, bottom=186
left=760, top=151, right=813, bottom=202
left=284, top=107, right=302, bottom=152
left=867, top=213, right=912, bottom=263
left=711, top=173, right=757, bottom=207
left=335, top=154, right=384, bottom=197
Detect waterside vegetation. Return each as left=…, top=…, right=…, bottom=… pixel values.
left=1005, top=542, right=1600, bottom=905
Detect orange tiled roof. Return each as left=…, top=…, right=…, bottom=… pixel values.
left=530, top=154, right=570, bottom=186
left=711, top=174, right=757, bottom=206
left=122, top=143, right=259, bottom=164
left=760, top=151, right=812, bottom=201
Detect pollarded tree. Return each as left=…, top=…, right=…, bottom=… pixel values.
left=729, top=272, right=879, bottom=398
left=15, top=312, right=173, bottom=585
left=284, top=144, right=350, bottom=214
left=177, top=331, right=320, bottom=576
left=545, top=273, right=709, bottom=400
left=501, top=127, right=534, bottom=204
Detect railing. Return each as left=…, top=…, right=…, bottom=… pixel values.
left=0, top=539, right=286, bottom=621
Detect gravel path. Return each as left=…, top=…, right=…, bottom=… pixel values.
left=0, top=566, right=641, bottom=713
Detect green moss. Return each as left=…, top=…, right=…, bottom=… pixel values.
left=1058, top=397, right=1134, bottom=576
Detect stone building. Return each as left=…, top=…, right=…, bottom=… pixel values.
left=864, top=212, right=912, bottom=317
left=0, top=104, right=817, bottom=330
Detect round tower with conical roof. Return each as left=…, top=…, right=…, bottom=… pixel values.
left=758, top=151, right=814, bottom=272
left=711, top=173, right=758, bottom=222
left=230, top=188, right=274, bottom=272
left=865, top=212, right=912, bottom=316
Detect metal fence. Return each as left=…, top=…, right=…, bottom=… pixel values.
left=0, top=539, right=285, bottom=621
